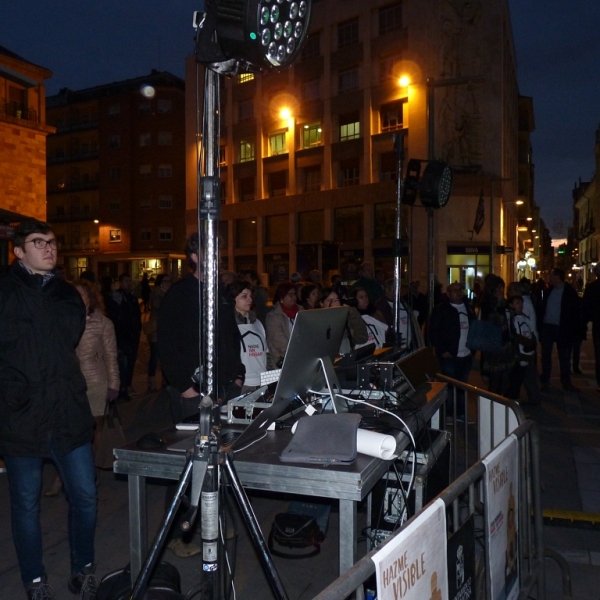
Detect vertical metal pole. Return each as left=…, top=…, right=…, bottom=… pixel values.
left=489, top=179, right=495, bottom=275
left=427, top=80, right=436, bottom=314
left=200, top=66, right=221, bottom=399
left=393, top=132, right=405, bottom=347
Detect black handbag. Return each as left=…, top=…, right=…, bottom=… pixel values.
left=96, top=562, right=183, bottom=600
left=466, top=318, right=502, bottom=353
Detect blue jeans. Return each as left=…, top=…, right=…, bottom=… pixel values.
left=4, top=441, right=97, bottom=586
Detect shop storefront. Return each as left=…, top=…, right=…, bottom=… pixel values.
left=446, top=244, right=491, bottom=299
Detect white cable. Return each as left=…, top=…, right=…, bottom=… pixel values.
left=336, top=394, right=417, bottom=516
left=231, top=431, right=267, bottom=454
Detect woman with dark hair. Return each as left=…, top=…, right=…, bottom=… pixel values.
left=480, top=275, right=515, bottom=396
left=266, top=281, right=301, bottom=367
left=354, top=287, right=388, bottom=349
left=300, top=283, right=321, bottom=310
left=320, top=287, right=369, bottom=352
left=45, top=279, right=120, bottom=496
left=229, top=281, right=272, bottom=392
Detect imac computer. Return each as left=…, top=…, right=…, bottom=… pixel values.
left=272, top=306, right=349, bottom=410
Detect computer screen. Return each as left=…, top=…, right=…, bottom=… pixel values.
left=272, top=306, right=349, bottom=405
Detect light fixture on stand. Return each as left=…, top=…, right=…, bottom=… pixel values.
left=130, top=3, right=312, bottom=599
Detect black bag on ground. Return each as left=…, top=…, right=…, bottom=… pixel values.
left=268, top=512, right=325, bottom=559
left=96, top=561, right=183, bottom=600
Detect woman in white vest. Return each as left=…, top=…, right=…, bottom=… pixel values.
left=230, top=281, right=273, bottom=393
left=354, top=287, right=389, bottom=349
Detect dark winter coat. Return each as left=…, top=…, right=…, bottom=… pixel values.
left=0, top=262, right=93, bottom=457
left=428, top=299, right=476, bottom=358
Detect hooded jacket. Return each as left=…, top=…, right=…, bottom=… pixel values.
left=0, top=262, right=93, bottom=457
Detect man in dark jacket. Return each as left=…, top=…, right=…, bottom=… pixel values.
left=583, top=263, right=600, bottom=391
left=157, top=232, right=245, bottom=423
left=538, top=268, right=580, bottom=393
left=0, top=221, right=97, bottom=599
left=428, top=282, right=476, bottom=420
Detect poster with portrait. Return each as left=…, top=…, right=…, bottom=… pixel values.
left=482, top=434, right=519, bottom=600
left=372, top=498, right=448, bottom=600
left=447, top=515, right=476, bottom=600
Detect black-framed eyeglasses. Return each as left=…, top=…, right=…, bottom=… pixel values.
left=23, top=238, right=58, bottom=250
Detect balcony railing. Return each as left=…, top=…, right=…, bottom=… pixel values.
left=0, top=101, right=38, bottom=123
left=48, top=149, right=99, bottom=164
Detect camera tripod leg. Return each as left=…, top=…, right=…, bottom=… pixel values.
left=224, top=453, right=289, bottom=600
left=130, top=456, right=194, bottom=599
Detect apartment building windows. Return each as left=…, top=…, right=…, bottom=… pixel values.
left=339, top=159, right=360, bottom=187
left=220, top=180, right=227, bottom=204
left=239, top=140, right=255, bottom=162
left=139, top=132, right=152, bottom=146
left=303, top=166, right=321, bottom=193
left=379, top=54, right=402, bottom=83
left=301, top=78, right=321, bottom=101
left=374, top=203, right=397, bottom=238
left=109, top=199, right=121, bottom=211
left=158, top=195, right=173, bottom=208
left=108, top=103, right=120, bottom=116
left=239, top=176, right=255, bottom=202
left=238, top=73, right=254, bottom=83
left=379, top=2, right=403, bottom=35
left=380, top=100, right=405, bottom=131
left=269, top=171, right=287, bottom=197
left=302, top=122, right=322, bottom=148
left=109, top=229, right=122, bottom=243
left=141, top=229, right=152, bottom=241
left=157, top=99, right=172, bottom=113
left=380, top=152, right=397, bottom=181
left=266, top=214, right=288, bottom=245
left=139, top=196, right=151, bottom=209
left=298, top=211, right=324, bottom=242
left=109, top=135, right=120, bottom=148
left=158, top=164, right=173, bottom=178
left=239, top=99, right=254, bottom=121
left=269, top=131, right=287, bottom=156
left=338, top=67, right=359, bottom=93
left=236, top=218, right=258, bottom=248
left=334, top=206, right=363, bottom=242
left=340, top=112, right=360, bottom=141
left=139, top=102, right=151, bottom=115
left=110, top=167, right=121, bottom=180
left=158, top=131, right=172, bottom=146
left=158, top=228, right=173, bottom=241
left=338, top=17, right=359, bottom=49
left=140, top=164, right=152, bottom=177
left=301, top=32, right=320, bottom=60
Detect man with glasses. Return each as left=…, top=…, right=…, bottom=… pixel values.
left=0, top=221, right=97, bottom=599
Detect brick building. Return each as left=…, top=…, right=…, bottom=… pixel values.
left=46, top=70, right=186, bottom=281
left=185, top=0, right=541, bottom=295
left=0, top=45, right=54, bottom=270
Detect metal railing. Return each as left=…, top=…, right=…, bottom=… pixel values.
left=314, top=419, right=546, bottom=600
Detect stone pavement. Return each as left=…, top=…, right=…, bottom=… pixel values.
left=1, top=333, right=600, bottom=598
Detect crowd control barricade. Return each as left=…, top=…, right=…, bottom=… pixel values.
left=313, top=420, right=545, bottom=600
left=434, top=374, right=527, bottom=480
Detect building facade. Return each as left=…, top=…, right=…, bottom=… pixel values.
left=185, top=0, right=538, bottom=295
left=46, top=71, right=187, bottom=280
left=0, top=45, right=54, bottom=270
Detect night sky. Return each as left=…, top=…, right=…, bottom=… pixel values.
left=1, top=0, right=598, bottom=241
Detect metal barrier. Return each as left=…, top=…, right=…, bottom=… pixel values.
left=435, top=374, right=526, bottom=480
left=314, top=419, right=544, bottom=600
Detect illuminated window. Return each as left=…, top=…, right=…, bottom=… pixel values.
left=302, top=122, right=322, bottom=148
left=239, top=140, right=255, bottom=163
left=269, top=132, right=287, bottom=156
left=109, top=229, right=122, bottom=243
left=238, top=73, right=255, bottom=84
left=340, top=113, right=360, bottom=141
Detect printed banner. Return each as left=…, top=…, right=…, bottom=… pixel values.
left=447, top=515, right=476, bottom=600
left=373, top=498, right=448, bottom=600
left=482, top=434, right=519, bottom=600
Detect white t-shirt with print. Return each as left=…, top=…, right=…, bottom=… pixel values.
left=451, top=302, right=471, bottom=357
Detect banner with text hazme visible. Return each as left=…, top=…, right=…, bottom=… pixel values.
left=372, top=498, right=448, bottom=600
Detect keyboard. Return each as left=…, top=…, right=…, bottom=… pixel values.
left=260, top=369, right=282, bottom=386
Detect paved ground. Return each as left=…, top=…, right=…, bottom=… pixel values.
left=1, top=331, right=600, bottom=599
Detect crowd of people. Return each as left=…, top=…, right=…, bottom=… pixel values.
left=4, top=219, right=600, bottom=598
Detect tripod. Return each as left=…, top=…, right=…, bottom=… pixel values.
left=130, top=396, right=289, bottom=600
